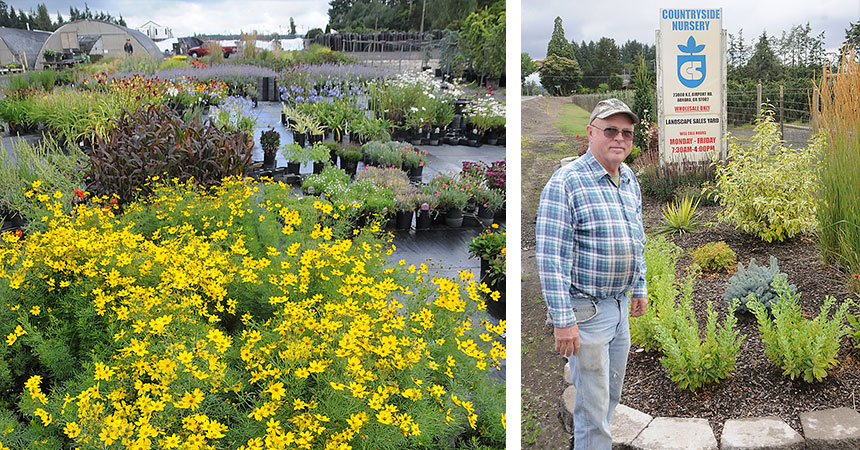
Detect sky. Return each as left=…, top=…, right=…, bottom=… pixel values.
left=522, top=0, right=860, bottom=60
left=12, top=0, right=332, bottom=37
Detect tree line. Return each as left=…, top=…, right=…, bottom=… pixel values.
left=328, top=0, right=498, bottom=33
left=524, top=16, right=860, bottom=124
left=0, top=2, right=125, bottom=32
left=524, top=16, right=860, bottom=94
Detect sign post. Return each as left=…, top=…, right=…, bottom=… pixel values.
left=657, top=8, right=726, bottom=165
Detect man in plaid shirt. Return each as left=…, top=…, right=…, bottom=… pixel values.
left=536, top=98, right=648, bottom=449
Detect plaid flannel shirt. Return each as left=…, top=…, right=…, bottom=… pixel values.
left=536, top=150, right=647, bottom=328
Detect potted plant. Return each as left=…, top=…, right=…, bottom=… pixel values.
left=405, top=101, right=434, bottom=145
left=351, top=181, right=395, bottom=228
left=361, top=140, right=386, bottom=167
left=323, top=141, right=339, bottom=165
left=307, top=119, right=326, bottom=146
left=468, top=224, right=506, bottom=317
left=308, top=142, right=330, bottom=174
left=289, top=110, right=315, bottom=148
left=281, top=103, right=297, bottom=128
left=281, top=143, right=310, bottom=175
left=430, top=101, right=455, bottom=145
left=463, top=97, right=505, bottom=146
left=259, top=128, right=280, bottom=168
left=351, top=116, right=391, bottom=145
left=302, top=165, right=351, bottom=197
left=242, top=83, right=258, bottom=108
left=393, top=189, right=420, bottom=230
left=435, top=185, right=469, bottom=228
left=415, top=191, right=438, bottom=230
left=475, top=186, right=505, bottom=226
left=322, top=99, right=361, bottom=143
left=403, top=147, right=430, bottom=184
left=336, top=144, right=363, bottom=177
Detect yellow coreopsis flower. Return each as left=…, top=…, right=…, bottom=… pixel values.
left=266, top=382, right=286, bottom=401
left=94, top=362, right=115, bottom=381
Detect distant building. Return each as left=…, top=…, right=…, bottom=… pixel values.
left=35, top=19, right=162, bottom=69
left=0, top=27, right=50, bottom=69
left=138, top=20, right=173, bottom=41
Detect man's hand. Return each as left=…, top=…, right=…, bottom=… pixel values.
left=630, top=297, right=648, bottom=317
left=554, top=325, right=580, bottom=357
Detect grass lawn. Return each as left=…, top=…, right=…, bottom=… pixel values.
left=553, top=102, right=590, bottom=137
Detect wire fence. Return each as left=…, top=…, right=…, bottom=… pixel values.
left=726, top=85, right=813, bottom=126
left=565, top=82, right=816, bottom=129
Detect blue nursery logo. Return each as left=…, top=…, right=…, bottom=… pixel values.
left=677, top=36, right=706, bottom=88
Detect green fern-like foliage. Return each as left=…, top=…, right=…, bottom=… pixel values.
left=749, top=275, right=850, bottom=382
left=723, top=256, right=796, bottom=313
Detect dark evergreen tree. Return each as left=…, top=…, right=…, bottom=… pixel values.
left=631, top=54, right=655, bottom=151
left=744, top=31, right=781, bottom=82
left=546, top=16, right=574, bottom=60
left=33, top=3, right=52, bottom=30
left=0, top=2, right=9, bottom=28
left=8, top=5, right=17, bottom=27
left=844, top=21, right=860, bottom=53
left=591, top=37, right=621, bottom=86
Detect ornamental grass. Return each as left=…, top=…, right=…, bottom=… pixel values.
left=816, top=49, right=860, bottom=292
left=0, top=177, right=505, bottom=449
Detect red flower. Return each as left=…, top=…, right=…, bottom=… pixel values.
left=74, top=189, right=85, bottom=199
left=14, top=229, right=22, bottom=238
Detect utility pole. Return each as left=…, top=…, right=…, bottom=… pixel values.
left=420, top=0, right=426, bottom=34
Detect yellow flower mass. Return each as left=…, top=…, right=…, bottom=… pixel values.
left=0, top=177, right=505, bottom=449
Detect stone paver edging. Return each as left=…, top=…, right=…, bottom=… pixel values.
left=559, top=362, right=857, bottom=449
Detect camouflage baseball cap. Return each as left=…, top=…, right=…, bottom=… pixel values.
left=588, top=98, right=639, bottom=124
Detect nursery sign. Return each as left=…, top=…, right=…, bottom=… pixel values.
left=657, top=8, right=727, bottom=164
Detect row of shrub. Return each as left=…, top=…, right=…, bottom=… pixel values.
left=630, top=235, right=855, bottom=391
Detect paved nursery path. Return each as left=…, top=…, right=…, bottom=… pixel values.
left=558, top=362, right=860, bottom=449
left=249, top=102, right=506, bottom=285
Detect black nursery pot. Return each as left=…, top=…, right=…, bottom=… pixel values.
left=293, top=132, right=306, bottom=147
left=415, top=209, right=432, bottom=230
left=313, top=161, right=326, bottom=174
left=341, top=159, right=358, bottom=176
left=263, top=152, right=276, bottom=168
left=408, top=165, right=424, bottom=184
left=394, top=210, right=414, bottom=230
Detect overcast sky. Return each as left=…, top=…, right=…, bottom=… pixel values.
left=12, top=1, right=331, bottom=37
left=522, top=0, right=860, bottom=60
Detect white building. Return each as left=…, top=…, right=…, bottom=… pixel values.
left=138, top=21, right=173, bottom=41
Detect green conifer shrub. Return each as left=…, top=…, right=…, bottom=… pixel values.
left=724, top=256, right=795, bottom=313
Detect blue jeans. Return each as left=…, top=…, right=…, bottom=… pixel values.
left=568, top=293, right=630, bottom=450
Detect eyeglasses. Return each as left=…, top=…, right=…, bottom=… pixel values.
left=590, top=125, right=634, bottom=141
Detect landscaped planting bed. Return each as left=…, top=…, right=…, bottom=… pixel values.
left=520, top=56, right=860, bottom=445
